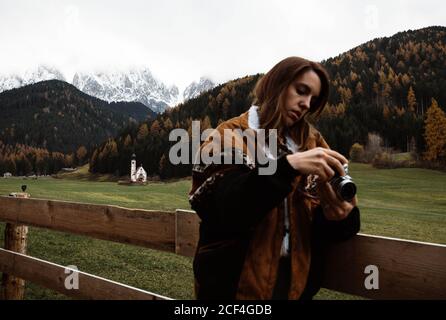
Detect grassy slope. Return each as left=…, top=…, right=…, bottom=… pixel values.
left=352, top=163, right=446, bottom=244
left=53, top=164, right=121, bottom=182
left=0, top=163, right=445, bottom=300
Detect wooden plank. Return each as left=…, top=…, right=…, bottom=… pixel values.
left=0, top=196, right=176, bottom=252
left=0, top=248, right=171, bottom=300
left=175, top=209, right=200, bottom=257
left=321, top=233, right=446, bottom=299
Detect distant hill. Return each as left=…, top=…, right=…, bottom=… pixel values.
left=324, top=26, right=446, bottom=108
left=0, top=80, right=155, bottom=153
left=318, top=26, right=446, bottom=154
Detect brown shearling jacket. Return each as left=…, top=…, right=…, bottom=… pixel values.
left=189, top=109, right=360, bottom=300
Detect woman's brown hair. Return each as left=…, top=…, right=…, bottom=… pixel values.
left=253, top=56, right=330, bottom=149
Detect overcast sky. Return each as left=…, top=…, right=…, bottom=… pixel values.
left=0, top=0, right=444, bottom=90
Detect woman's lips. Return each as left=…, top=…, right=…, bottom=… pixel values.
left=289, top=110, right=301, bottom=121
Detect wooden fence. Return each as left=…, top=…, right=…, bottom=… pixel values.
left=0, top=195, right=445, bottom=300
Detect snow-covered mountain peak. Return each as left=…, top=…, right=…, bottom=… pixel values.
left=72, top=69, right=180, bottom=113
left=0, top=65, right=66, bottom=93
left=183, top=77, right=215, bottom=101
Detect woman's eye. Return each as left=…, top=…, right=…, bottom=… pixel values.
left=295, top=88, right=305, bottom=95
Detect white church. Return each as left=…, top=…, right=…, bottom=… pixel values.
left=130, top=153, right=147, bottom=183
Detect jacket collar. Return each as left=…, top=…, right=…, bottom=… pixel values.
left=247, top=105, right=299, bottom=154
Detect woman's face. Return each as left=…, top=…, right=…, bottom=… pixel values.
left=283, top=69, right=321, bottom=127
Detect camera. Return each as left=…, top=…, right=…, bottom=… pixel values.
left=329, top=164, right=356, bottom=202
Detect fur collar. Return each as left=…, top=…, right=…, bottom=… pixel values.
left=247, top=105, right=299, bottom=154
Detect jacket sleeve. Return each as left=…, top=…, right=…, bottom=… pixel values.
left=312, top=205, right=361, bottom=242
left=189, top=155, right=300, bottom=233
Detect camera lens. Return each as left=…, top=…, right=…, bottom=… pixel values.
left=339, top=181, right=357, bottom=202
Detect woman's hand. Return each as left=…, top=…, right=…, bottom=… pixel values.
left=286, top=147, right=357, bottom=220
left=286, top=147, right=348, bottom=182
left=318, top=182, right=358, bottom=220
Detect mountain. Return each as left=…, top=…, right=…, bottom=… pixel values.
left=0, top=66, right=216, bottom=113
left=316, top=26, right=446, bottom=154
left=72, top=68, right=180, bottom=113
left=106, top=101, right=156, bottom=122
left=0, top=65, right=66, bottom=93
left=322, top=26, right=446, bottom=113
left=183, top=77, right=215, bottom=101
left=0, top=80, right=154, bottom=153
left=89, top=26, right=446, bottom=178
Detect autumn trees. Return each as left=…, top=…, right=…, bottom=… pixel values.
left=0, top=141, right=78, bottom=176
left=424, top=99, right=446, bottom=163
left=321, top=27, right=445, bottom=159
left=76, top=146, right=88, bottom=164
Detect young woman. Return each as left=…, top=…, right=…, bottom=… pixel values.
left=189, top=56, right=360, bottom=300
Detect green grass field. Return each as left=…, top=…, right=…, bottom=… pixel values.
left=0, top=163, right=445, bottom=300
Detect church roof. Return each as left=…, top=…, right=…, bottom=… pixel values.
left=136, top=166, right=146, bottom=174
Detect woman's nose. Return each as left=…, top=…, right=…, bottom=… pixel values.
left=299, top=96, right=311, bottom=110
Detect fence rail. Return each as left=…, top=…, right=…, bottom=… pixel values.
left=322, top=233, right=446, bottom=299
left=0, top=196, right=177, bottom=252
left=0, top=248, right=169, bottom=300
left=0, top=195, right=445, bottom=300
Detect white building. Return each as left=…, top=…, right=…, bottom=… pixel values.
left=135, top=166, right=147, bottom=182
left=130, top=154, right=147, bottom=183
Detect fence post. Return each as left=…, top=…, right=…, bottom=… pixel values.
left=1, top=192, right=29, bottom=300
left=175, top=209, right=200, bottom=257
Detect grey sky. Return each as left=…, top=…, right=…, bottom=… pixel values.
left=0, top=0, right=444, bottom=90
